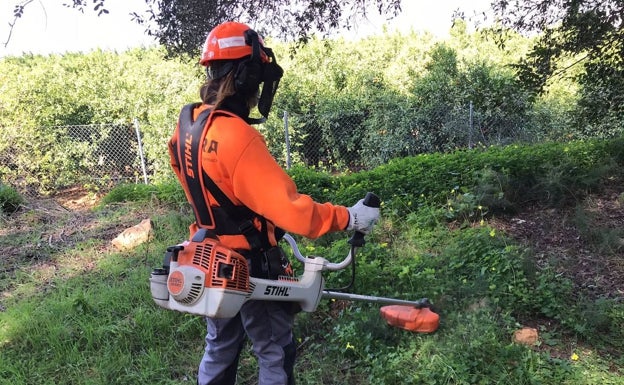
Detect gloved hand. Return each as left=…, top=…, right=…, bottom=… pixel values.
left=346, top=199, right=380, bottom=234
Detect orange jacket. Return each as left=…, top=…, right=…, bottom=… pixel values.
left=168, top=104, right=350, bottom=251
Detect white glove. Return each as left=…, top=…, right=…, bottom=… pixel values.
left=346, top=199, right=380, bottom=234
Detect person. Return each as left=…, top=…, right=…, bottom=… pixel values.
left=167, top=21, right=379, bottom=385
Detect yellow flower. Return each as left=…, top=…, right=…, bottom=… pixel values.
left=489, top=229, right=496, bottom=237
left=571, top=353, right=579, bottom=361
left=346, top=342, right=355, bottom=350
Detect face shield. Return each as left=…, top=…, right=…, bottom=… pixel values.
left=237, top=29, right=283, bottom=123
left=257, top=45, right=283, bottom=119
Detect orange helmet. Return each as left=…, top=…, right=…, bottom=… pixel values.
left=200, top=21, right=269, bottom=66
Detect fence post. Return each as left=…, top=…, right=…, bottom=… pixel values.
left=133, top=118, right=149, bottom=184
left=283, top=111, right=291, bottom=170
left=469, top=101, right=474, bottom=149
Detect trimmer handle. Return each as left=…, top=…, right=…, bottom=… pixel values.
left=282, top=192, right=380, bottom=271
left=348, top=192, right=380, bottom=247
left=362, top=191, right=381, bottom=208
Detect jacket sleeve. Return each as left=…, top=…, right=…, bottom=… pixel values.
left=230, top=134, right=349, bottom=239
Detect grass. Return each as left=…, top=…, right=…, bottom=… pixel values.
left=1, top=189, right=623, bottom=384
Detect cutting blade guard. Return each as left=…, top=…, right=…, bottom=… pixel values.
left=380, top=305, right=440, bottom=333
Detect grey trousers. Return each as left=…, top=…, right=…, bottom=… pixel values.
left=197, top=299, right=296, bottom=385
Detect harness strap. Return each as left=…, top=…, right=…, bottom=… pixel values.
left=177, top=103, right=270, bottom=251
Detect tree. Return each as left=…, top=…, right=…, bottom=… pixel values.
left=7, top=0, right=402, bottom=57
left=4, top=0, right=108, bottom=48
left=488, top=0, right=624, bottom=135
left=489, top=0, right=622, bottom=89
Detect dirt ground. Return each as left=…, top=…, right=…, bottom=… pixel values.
left=0, top=187, right=151, bottom=278
left=492, top=185, right=624, bottom=301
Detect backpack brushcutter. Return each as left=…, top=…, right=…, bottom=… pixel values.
left=149, top=193, right=440, bottom=333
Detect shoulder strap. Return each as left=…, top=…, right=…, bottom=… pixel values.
left=178, top=103, right=215, bottom=228
left=177, top=104, right=271, bottom=251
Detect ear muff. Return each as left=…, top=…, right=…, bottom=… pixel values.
left=234, top=30, right=264, bottom=96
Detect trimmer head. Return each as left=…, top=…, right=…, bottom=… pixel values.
left=380, top=305, right=440, bottom=333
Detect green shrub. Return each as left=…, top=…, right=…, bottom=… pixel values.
left=0, top=182, right=24, bottom=214
left=292, top=137, right=624, bottom=217
left=99, top=183, right=160, bottom=204
left=102, top=137, right=624, bottom=218
left=288, top=165, right=337, bottom=203
left=99, top=181, right=186, bottom=207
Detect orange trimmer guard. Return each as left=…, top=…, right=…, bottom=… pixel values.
left=380, top=305, right=440, bottom=333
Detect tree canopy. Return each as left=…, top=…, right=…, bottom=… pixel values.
left=7, top=0, right=402, bottom=57
left=490, top=0, right=623, bottom=90
left=6, top=0, right=623, bottom=139
left=485, top=0, right=624, bottom=134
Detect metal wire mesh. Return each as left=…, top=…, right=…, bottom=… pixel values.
left=0, top=121, right=148, bottom=199
left=265, top=102, right=526, bottom=172
left=1, top=101, right=533, bottom=201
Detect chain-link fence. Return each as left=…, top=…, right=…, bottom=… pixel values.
left=1, top=101, right=537, bottom=201
left=0, top=120, right=148, bottom=200
left=268, top=101, right=535, bottom=172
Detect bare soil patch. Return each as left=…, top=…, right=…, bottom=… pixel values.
left=0, top=188, right=151, bottom=295
left=492, top=187, right=624, bottom=302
